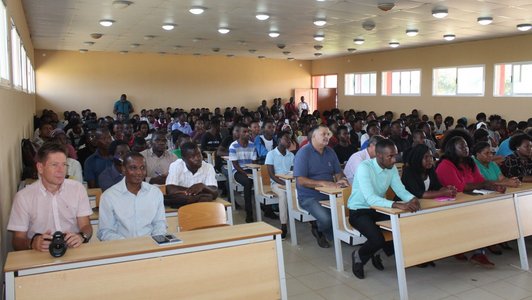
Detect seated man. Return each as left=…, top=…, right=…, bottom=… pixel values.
left=344, top=135, right=384, bottom=184
left=265, top=131, right=295, bottom=239
left=348, top=139, right=419, bottom=279
left=98, top=140, right=130, bottom=191
left=98, top=152, right=167, bottom=241
left=84, top=127, right=113, bottom=188
left=165, top=142, right=219, bottom=208
left=8, top=142, right=93, bottom=251
left=141, top=132, right=177, bottom=184
left=294, top=125, right=348, bottom=248
left=333, top=125, right=357, bottom=164
left=255, top=119, right=277, bottom=164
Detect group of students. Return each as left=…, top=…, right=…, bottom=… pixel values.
left=9, top=101, right=532, bottom=283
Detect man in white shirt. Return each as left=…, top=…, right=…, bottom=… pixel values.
left=344, top=135, right=384, bottom=184
left=165, top=142, right=218, bottom=206
left=98, top=152, right=167, bottom=241
left=297, top=96, right=309, bottom=117
left=141, top=132, right=177, bottom=184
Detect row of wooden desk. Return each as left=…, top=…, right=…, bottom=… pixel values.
left=277, top=172, right=532, bottom=300
left=4, top=222, right=287, bottom=300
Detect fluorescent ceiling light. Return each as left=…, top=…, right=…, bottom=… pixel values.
left=314, top=34, right=325, bottom=41
left=162, top=23, right=175, bottom=31
left=432, top=8, right=448, bottom=18
left=269, top=31, right=280, bottom=38
left=218, top=28, right=230, bottom=34
left=112, top=1, right=132, bottom=9
left=389, top=42, right=400, bottom=48
left=353, top=38, right=364, bottom=45
left=130, top=43, right=140, bottom=48
left=313, top=19, right=327, bottom=26
left=517, top=23, right=532, bottom=31
left=314, top=52, right=322, bottom=56
left=119, top=51, right=128, bottom=54
left=144, top=35, right=155, bottom=40
left=99, top=19, right=115, bottom=27
left=443, top=34, right=455, bottom=41
left=406, top=29, right=418, bottom=36
left=189, top=7, right=205, bottom=15
left=477, top=17, right=493, bottom=25
left=83, top=41, right=95, bottom=46
left=256, top=13, right=270, bottom=21
left=79, top=49, right=88, bottom=53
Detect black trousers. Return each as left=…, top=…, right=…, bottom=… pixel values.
left=349, top=209, right=394, bottom=265
left=234, top=170, right=253, bottom=215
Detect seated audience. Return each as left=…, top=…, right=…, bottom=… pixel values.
left=473, top=141, right=521, bottom=187
left=255, top=119, right=277, bottom=164
left=265, top=131, right=295, bottom=239
left=99, top=140, right=130, bottom=191
left=294, top=125, right=348, bottom=248
left=141, top=132, right=178, bottom=184
left=344, top=135, right=384, bottom=184
left=348, top=139, right=420, bottom=279
left=84, top=128, right=113, bottom=188
left=165, top=142, right=218, bottom=207
left=8, top=142, right=93, bottom=251
left=333, top=125, right=357, bottom=164
left=501, top=133, right=532, bottom=182
left=98, top=152, right=167, bottom=241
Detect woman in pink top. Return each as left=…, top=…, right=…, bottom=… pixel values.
left=435, top=135, right=505, bottom=267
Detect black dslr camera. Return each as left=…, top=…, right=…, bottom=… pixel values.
left=49, top=231, right=67, bottom=257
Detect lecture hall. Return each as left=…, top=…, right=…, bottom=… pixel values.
left=2, top=0, right=532, bottom=299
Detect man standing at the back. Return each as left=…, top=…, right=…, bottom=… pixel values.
left=113, top=94, right=134, bottom=119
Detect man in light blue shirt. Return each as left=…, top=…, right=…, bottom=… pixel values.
left=98, top=152, right=167, bottom=241
left=171, top=112, right=193, bottom=136
left=265, top=131, right=294, bottom=239
left=348, top=139, right=419, bottom=279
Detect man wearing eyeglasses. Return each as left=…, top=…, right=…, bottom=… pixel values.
left=8, top=142, right=93, bottom=251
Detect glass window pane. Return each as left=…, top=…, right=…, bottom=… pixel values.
left=434, top=68, right=457, bottom=95
left=345, top=73, right=354, bottom=95
left=411, top=70, right=420, bottom=94
left=0, top=3, right=8, bottom=82
left=391, top=72, right=400, bottom=94
left=514, top=64, right=532, bottom=94
left=370, top=73, right=376, bottom=94
left=457, top=66, right=483, bottom=95
left=324, top=74, right=337, bottom=88
left=400, top=71, right=410, bottom=94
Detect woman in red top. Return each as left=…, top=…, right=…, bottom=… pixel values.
left=435, top=135, right=505, bottom=267
left=436, top=136, right=504, bottom=193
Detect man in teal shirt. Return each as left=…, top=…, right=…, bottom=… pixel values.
left=348, top=139, right=420, bottom=279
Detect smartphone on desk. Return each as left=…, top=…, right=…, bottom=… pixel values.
left=152, top=234, right=182, bottom=246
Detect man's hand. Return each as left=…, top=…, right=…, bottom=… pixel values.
left=64, top=232, right=83, bottom=248
left=33, top=231, right=52, bottom=252
left=440, top=185, right=457, bottom=197
left=336, top=178, right=349, bottom=188
left=186, top=183, right=206, bottom=195
left=392, top=198, right=420, bottom=212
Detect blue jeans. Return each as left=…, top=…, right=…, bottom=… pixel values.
left=298, top=196, right=333, bottom=240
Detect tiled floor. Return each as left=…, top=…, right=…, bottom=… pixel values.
left=231, top=197, right=532, bottom=300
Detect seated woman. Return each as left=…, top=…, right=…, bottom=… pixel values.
left=501, top=133, right=532, bottom=183
left=473, top=141, right=521, bottom=187
left=435, top=136, right=505, bottom=267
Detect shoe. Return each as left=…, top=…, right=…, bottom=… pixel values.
left=470, top=254, right=495, bottom=268
left=351, top=251, right=364, bottom=279
left=487, top=245, right=502, bottom=255
left=454, top=253, right=468, bottom=261
left=264, top=210, right=279, bottom=220
left=316, top=232, right=330, bottom=248
left=281, top=224, right=287, bottom=240
left=234, top=202, right=241, bottom=210
left=371, top=254, right=384, bottom=271
left=500, top=242, right=513, bottom=250
left=245, top=214, right=254, bottom=223
left=310, top=224, right=319, bottom=239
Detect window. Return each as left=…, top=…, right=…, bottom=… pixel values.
left=433, top=65, right=484, bottom=96
left=381, top=69, right=420, bottom=96
left=312, top=74, right=337, bottom=88
left=11, top=21, right=22, bottom=89
left=345, top=72, right=377, bottom=95
left=27, top=57, right=35, bottom=93
left=494, top=62, right=532, bottom=96
left=0, top=1, right=9, bottom=83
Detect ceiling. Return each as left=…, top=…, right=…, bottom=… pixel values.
left=22, top=0, right=532, bottom=60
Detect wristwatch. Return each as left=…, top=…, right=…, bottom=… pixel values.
left=79, top=231, right=90, bottom=243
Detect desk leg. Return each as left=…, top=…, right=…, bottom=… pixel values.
left=226, top=206, right=234, bottom=225
left=276, top=234, right=288, bottom=300
left=5, top=271, right=14, bottom=300
left=285, top=179, right=298, bottom=246
left=252, top=168, right=262, bottom=222
left=226, top=161, right=236, bottom=212
left=390, top=214, right=408, bottom=300
left=513, top=194, right=529, bottom=271
left=329, top=193, right=344, bottom=272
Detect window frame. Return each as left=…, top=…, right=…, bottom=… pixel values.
left=0, top=1, right=9, bottom=86
left=381, top=69, right=421, bottom=96
left=344, top=72, right=377, bottom=96
left=432, top=64, right=485, bottom=97
left=494, top=61, right=532, bottom=97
